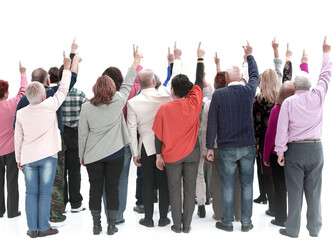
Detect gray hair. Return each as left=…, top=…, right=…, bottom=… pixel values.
left=138, top=69, right=155, bottom=88
left=226, top=65, right=241, bottom=81
left=293, top=72, right=311, bottom=90
left=154, top=74, right=161, bottom=89
left=26, top=82, right=45, bottom=105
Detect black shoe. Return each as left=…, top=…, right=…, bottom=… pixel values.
left=93, top=224, right=102, bottom=235
left=254, top=196, right=267, bottom=204
left=309, top=232, right=318, bottom=237
left=197, top=205, right=206, bottom=218
left=171, top=225, right=182, bottom=233
left=271, top=219, right=284, bottom=227
left=139, top=218, right=154, bottom=227
left=8, top=211, right=21, bottom=218
left=158, top=217, right=171, bottom=227
left=215, top=222, right=233, bottom=232
left=27, top=230, right=38, bottom=238
left=265, top=209, right=275, bottom=217
left=133, top=204, right=145, bottom=213
left=183, top=226, right=191, bottom=233
left=205, top=198, right=211, bottom=205
left=38, top=227, right=59, bottom=237
left=279, top=229, right=298, bottom=238
left=241, top=224, right=254, bottom=232
left=116, top=219, right=125, bottom=225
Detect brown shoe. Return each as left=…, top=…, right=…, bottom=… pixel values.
left=38, top=227, right=59, bottom=237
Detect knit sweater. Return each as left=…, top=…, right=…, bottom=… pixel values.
left=206, top=55, right=259, bottom=149
left=78, top=67, right=137, bottom=164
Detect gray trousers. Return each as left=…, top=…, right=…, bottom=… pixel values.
left=211, top=149, right=241, bottom=221
left=165, top=142, right=200, bottom=228
left=284, top=142, right=323, bottom=237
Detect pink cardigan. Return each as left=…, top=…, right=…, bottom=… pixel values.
left=0, top=75, right=27, bottom=156
left=14, top=70, right=71, bottom=165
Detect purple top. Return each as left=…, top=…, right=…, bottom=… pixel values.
left=263, top=105, right=280, bottom=163
left=275, top=53, right=332, bottom=156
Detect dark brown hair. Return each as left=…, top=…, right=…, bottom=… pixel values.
left=48, top=67, right=59, bottom=84
left=102, top=67, right=123, bottom=91
left=0, top=80, right=9, bottom=99
left=214, top=71, right=228, bottom=90
left=90, top=75, right=116, bottom=106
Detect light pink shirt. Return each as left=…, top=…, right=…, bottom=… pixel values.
left=0, top=76, right=27, bottom=156
left=14, top=70, right=71, bottom=165
left=275, top=53, right=332, bottom=156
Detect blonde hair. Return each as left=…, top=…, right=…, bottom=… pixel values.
left=259, top=69, right=279, bottom=103
left=276, top=81, right=295, bottom=105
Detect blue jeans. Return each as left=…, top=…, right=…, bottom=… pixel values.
left=103, top=145, right=131, bottom=221
left=218, top=145, right=255, bottom=226
left=22, top=157, right=57, bottom=231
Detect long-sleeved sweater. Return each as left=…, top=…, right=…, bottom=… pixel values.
left=206, top=55, right=259, bottom=149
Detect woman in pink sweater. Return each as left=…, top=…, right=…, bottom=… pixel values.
left=0, top=62, right=27, bottom=219
left=14, top=53, right=76, bottom=238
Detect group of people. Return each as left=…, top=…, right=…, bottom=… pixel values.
left=0, top=36, right=331, bottom=239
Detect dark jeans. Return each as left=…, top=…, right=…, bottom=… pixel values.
left=141, top=146, right=169, bottom=220
left=135, top=167, right=143, bottom=205
left=165, top=141, right=200, bottom=228
left=0, top=152, right=19, bottom=217
left=284, top=142, right=323, bottom=237
left=270, top=153, right=287, bottom=223
left=63, top=126, right=83, bottom=208
left=86, top=156, right=124, bottom=211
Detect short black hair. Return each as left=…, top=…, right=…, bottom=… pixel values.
left=171, top=74, right=193, bottom=98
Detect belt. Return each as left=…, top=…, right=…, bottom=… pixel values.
left=291, top=139, right=321, bottom=144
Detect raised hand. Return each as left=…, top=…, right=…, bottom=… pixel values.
left=243, top=41, right=253, bottom=57
left=197, top=42, right=205, bottom=59
left=73, top=53, right=82, bottom=63
left=19, top=61, right=26, bottom=76
left=63, top=51, right=71, bottom=71
left=174, top=41, right=182, bottom=60
left=214, top=52, right=220, bottom=65
left=167, top=47, right=175, bottom=65
left=286, top=43, right=292, bottom=62
left=132, top=44, right=143, bottom=69
left=301, top=49, right=308, bottom=63
left=71, top=38, right=79, bottom=53
left=272, top=37, right=279, bottom=58
left=323, top=36, right=331, bottom=53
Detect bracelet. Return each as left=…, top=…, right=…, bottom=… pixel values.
left=197, top=58, right=204, bottom=61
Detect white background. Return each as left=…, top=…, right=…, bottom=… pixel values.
left=0, top=0, right=333, bottom=239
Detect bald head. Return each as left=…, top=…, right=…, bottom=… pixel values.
left=138, top=69, right=155, bottom=89
left=32, top=68, right=49, bottom=86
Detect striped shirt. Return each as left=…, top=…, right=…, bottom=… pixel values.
left=62, top=88, right=87, bottom=128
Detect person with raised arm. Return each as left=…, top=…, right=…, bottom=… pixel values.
left=79, top=45, right=142, bottom=236
left=0, top=62, right=27, bottom=219
left=206, top=41, right=258, bottom=233
left=275, top=37, right=332, bottom=238
left=15, top=52, right=74, bottom=238
left=153, top=42, right=204, bottom=233
left=127, top=43, right=180, bottom=229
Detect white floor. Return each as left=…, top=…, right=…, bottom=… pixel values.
left=1, top=148, right=333, bottom=240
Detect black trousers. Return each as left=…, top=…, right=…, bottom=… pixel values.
left=86, top=156, right=124, bottom=211
left=141, top=146, right=169, bottom=220
left=270, top=153, right=287, bottom=223
left=63, top=126, right=83, bottom=208
left=0, top=152, right=19, bottom=217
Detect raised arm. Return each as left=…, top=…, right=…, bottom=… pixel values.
left=13, top=61, right=28, bottom=103
left=163, top=47, right=174, bottom=86
left=45, top=52, right=74, bottom=110
left=313, top=36, right=332, bottom=101
left=214, top=52, right=221, bottom=73
left=170, top=42, right=183, bottom=81
left=242, top=52, right=249, bottom=84
left=272, top=37, right=283, bottom=84
left=195, top=42, right=205, bottom=89
left=300, top=49, right=309, bottom=73
left=118, top=45, right=143, bottom=105
left=244, top=41, right=259, bottom=95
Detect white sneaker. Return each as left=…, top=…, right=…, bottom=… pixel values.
left=71, top=205, right=86, bottom=213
